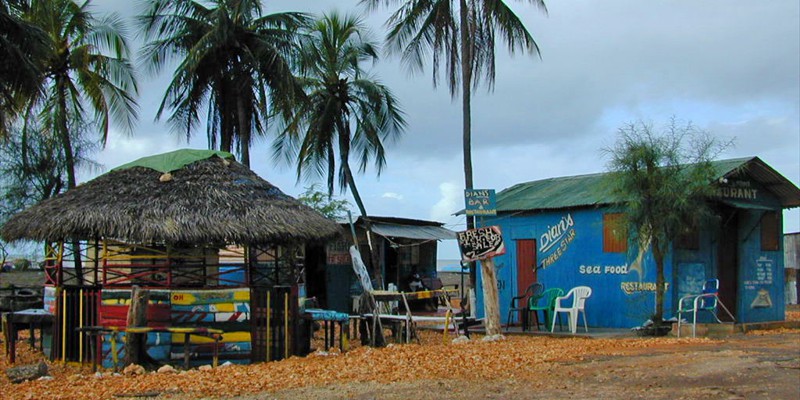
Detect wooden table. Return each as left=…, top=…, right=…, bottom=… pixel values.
left=2, top=309, right=54, bottom=364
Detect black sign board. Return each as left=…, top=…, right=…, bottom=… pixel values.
left=456, top=226, right=506, bottom=262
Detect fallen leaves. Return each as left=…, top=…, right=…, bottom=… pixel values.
left=2, top=326, right=797, bottom=399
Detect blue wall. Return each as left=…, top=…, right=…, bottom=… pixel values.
left=475, top=203, right=786, bottom=329
left=737, top=211, right=785, bottom=322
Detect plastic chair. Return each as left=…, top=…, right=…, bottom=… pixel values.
left=676, top=279, right=735, bottom=337
left=551, top=286, right=592, bottom=334
left=529, top=288, right=564, bottom=331
left=505, top=283, right=544, bottom=332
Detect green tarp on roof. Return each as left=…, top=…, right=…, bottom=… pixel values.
left=112, top=149, right=234, bottom=173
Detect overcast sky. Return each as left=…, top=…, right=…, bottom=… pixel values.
left=85, top=0, right=800, bottom=259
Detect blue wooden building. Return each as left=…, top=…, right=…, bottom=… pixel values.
left=475, top=157, right=800, bottom=329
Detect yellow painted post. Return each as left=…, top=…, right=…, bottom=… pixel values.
left=266, top=291, right=271, bottom=362
left=79, top=289, right=84, bottom=363
left=110, top=330, right=118, bottom=371
left=284, top=292, right=289, bottom=360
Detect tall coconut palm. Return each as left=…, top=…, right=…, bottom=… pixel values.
left=21, top=0, right=138, bottom=284
left=139, top=0, right=308, bottom=167
left=0, top=0, right=48, bottom=137
left=21, top=0, right=138, bottom=190
left=362, top=0, right=546, bottom=231
left=273, top=12, right=405, bottom=221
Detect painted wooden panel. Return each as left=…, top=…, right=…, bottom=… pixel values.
left=516, top=239, right=537, bottom=296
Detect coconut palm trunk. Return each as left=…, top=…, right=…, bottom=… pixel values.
left=56, top=76, right=83, bottom=284
left=460, top=0, right=474, bottom=232
left=237, top=92, right=252, bottom=167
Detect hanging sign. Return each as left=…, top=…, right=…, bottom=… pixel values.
left=464, top=189, right=497, bottom=216
left=457, top=226, right=506, bottom=262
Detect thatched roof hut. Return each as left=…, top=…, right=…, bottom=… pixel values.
left=1, top=149, right=341, bottom=245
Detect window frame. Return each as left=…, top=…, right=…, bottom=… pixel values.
left=760, top=211, right=780, bottom=251
left=603, top=212, right=628, bottom=253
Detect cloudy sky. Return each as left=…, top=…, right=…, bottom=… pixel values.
left=86, top=0, right=800, bottom=259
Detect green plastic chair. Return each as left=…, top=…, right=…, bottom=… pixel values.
left=529, top=288, right=564, bottom=331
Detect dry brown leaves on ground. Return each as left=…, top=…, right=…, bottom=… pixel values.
left=1, top=330, right=721, bottom=400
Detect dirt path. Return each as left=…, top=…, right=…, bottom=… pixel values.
left=258, top=332, right=800, bottom=400
left=3, top=326, right=799, bottom=399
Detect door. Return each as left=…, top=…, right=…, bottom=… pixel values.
left=516, top=239, right=537, bottom=295
left=717, top=208, right=738, bottom=321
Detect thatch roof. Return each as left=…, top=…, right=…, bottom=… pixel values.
left=1, top=149, right=342, bottom=244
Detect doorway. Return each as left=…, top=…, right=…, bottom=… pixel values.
left=516, top=239, right=537, bottom=295
left=717, top=207, right=738, bottom=321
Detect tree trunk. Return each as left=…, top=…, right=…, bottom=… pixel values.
left=219, top=80, right=233, bottom=154
left=124, top=286, right=149, bottom=366
left=459, top=0, right=477, bottom=288
left=338, top=121, right=380, bottom=283
left=56, top=77, right=83, bottom=285
left=236, top=91, right=251, bottom=167
left=652, top=235, right=665, bottom=327
left=480, top=257, right=502, bottom=336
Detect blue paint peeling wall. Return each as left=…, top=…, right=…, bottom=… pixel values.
left=475, top=203, right=787, bottom=329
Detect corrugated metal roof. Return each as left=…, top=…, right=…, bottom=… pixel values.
left=494, top=157, right=799, bottom=212
left=496, top=172, right=613, bottom=212
left=720, top=157, right=800, bottom=208
left=370, top=222, right=456, bottom=240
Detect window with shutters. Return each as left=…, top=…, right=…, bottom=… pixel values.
left=603, top=213, right=628, bottom=253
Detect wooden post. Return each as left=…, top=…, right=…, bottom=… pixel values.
left=124, top=286, right=149, bottom=366
left=480, top=257, right=502, bottom=336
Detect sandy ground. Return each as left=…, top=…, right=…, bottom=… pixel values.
left=1, top=271, right=798, bottom=399
left=258, top=331, right=800, bottom=400
left=2, top=327, right=798, bottom=399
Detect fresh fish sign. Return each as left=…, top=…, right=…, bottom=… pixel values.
left=457, top=226, right=506, bottom=262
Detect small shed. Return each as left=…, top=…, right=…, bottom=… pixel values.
left=475, top=157, right=800, bottom=328
left=1, top=149, right=341, bottom=367
left=316, top=216, right=456, bottom=313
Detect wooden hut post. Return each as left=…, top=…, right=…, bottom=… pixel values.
left=124, top=286, right=149, bottom=366
left=480, top=257, right=502, bottom=336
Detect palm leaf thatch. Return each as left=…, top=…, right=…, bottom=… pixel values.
left=1, top=149, right=342, bottom=245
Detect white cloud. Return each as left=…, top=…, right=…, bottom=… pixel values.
left=430, top=182, right=462, bottom=223
left=84, top=0, right=800, bottom=238
left=381, top=192, right=404, bottom=201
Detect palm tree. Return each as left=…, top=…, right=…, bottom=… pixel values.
left=0, top=0, right=48, bottom=137
left=21, top=0, right=138, bottom=190
left=362, top=0, right=546, bottom=231
left=139, top=0, right=308, bottom=167
left=273, top=12, right=405, bottom=220
left=21, top=0, right=138, bottom=284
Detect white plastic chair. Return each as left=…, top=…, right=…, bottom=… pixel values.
left=550, top=286, right=592, bottom=334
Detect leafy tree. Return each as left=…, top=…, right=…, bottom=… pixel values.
left=604, top=118, right=729, bottom=328
left=17, top=0, right=135, bottom=283
left=0, top=121, right=98, bottom=220
left=361, top=0, right=546, bottom=232
left=139, top=0, right=308, bottom=167
left=0, top=120, right=98, bottom=273
left=0, top=0, right=48, bottom=137
left=297, top=184, right=351, bottom=221
left=274, top=12, right=405, bottom=220
left=21, top=0, right=138, bottom=190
